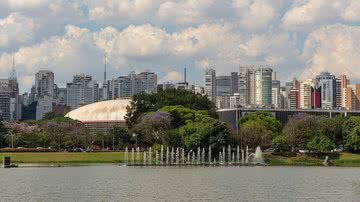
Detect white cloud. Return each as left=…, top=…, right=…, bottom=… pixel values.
left=160, top=71, right=183, bottom=82
left=342, top=0, right=360, bottom=22
left=0, top=13, right=38, bottom=50
left=301, top=24, right=360, bottom=80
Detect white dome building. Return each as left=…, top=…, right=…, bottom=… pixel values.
left=65, top=99, right=131, bottom=134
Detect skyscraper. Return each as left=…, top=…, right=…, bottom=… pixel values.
left=315, top=71, right=336, bottom=109
left=35, top=70, right=55, bottom=99
left=66, top=74, right=99, bottom=110
left=204, top=68, right=216, bottom=103
left=255, top=68, right=273, bottom=106
left=300, top=80, right=313, bottom=109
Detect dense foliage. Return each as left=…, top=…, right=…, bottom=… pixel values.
left=1, top=117, right=93, bottom=150
left=127, top=106, right=230, bottom=150
left=239, top=112, right=281, bottom=149
left=125, top=89, right=217, bottom=128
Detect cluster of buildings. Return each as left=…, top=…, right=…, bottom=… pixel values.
left=2, top=58, right=360, bottom=123
left=205, top=66, right=360, bottom=111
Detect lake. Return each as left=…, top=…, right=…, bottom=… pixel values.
left=0, top=166, right=359, bottom=201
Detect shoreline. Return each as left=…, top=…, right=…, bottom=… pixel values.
left=2, top=152, right=360, bottom=168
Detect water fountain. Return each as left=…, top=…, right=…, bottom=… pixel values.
left=236, top=146, right=240, bottom=163
left=143, top=151, right=147, bottom=165
left=160, top=145, right=164, bottom=165
left=136, top=147, right=140, bottom=164
left=245, top=146, right=249, bottom=164
left=171, top=147, right=174, bottom=164
left=149, top=147, right=152, bottom=164
left=323, top=156, right=329, bottom=166
left=247, top=146, right=265, bottom=165
left=202, top=148, right=205, bottom=164
left=181, top=148, right=185, bottom=164
left=241, top=149, right=244, bottom=164
left=208, top=146, right=212, bottom=165
left=187, top=151, right=190, bottom=164
left=155, top=150, right=159, bottom=165
left=192, top=151, right=196, bottom=164
left=228, top=145, right=231, bottom=164
left=125, top=147, right=128, bottom=165
left=222, top=147, right=226, bottom=163
left=197, top=147, right=201, bottom=164
left=166, top=147, right=169, bottom=165
left=131, top=148, right=135, bottom=164
left=175, top=148, right=179, bottom=164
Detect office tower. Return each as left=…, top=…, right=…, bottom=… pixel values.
left=230, top=72, right=238, bottom=95
left=315, top=71, right=336, bottom=109
left=66, top=74, right=99, bottom=110
left=255, top=68, right=273, bottom=106
left=354, top=84, right=360, bottom=110
left=280, top=87, right=288, bottom=109
left=300, top=80, right=313, bottom=109
left=112, top=71, right=158, bottom=98
left=204, top=68, right=216, bottom=103
left=289, top=88, right=300, bottom=109
left=0, top=79, right=10, bottom=121
left=216, top=76, right=231, bottom=96
left=230, top=93, right=240, bottom=109
left=336, top=75, right=349, bottom=109
left=342, top=86, right=355, bottom=110
left=35, top=70, right=55, bottom=99
left=137, top=71, right=158, bottom=94
left=7, top=57, right=21, bottom=120
left=272, top=72, right=280, bottom=108
left=238, top=66, right=250, bottom=106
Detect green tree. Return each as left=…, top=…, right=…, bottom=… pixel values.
left=110, top=126, right=131, bottom=149
left=178, top=117, right=230, bottom=150
left=318, top=116, right=346, bottom=146
left=240, top=120, right=272, bottom=149
left=344, top=126, right=360, bottom=151
left=272, top=134, right=289, bottom=151
left=306, top=135, right=336, bottom=152
left=240, top=111, right=281, bottom=136
left=126, top=89, right=216, bottom=128
left=0, top=121, right=8, bottom=148
left=283, top=114, right=320, bottom=150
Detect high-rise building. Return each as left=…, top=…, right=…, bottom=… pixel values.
left=238, top=66, right=250, bottom=106
left=216, top=76, right=231, bottom=97
left=272, top=72, right=280, bottom=108
left=238, top=66, right=273, bottom=107
left=204, top=68, right=216, bottom=103
left=300, top=80, right=313, bottom=109
left=336, top=75, right=349, bottom=109
left=66, top=74, right=99, bottom=110
left=0, top=79, right=10, bottom=121
left=289, top=88, right=300, bottom=109
left=35, top=70, right=55, bottom=99
left=315, top=72, right=336, bottom=109
left=342, top=86, right=355, bottom=110
left=230, top=72, right=238, bottom=95
left=230, top=93, right=240, bottom=109
left=255, top=68, right=273, bottom=106
left=216, top=96, right=230, bottom=109
left=112, top=71, right=158, bottom=98
left=36, top=95, right=53, bottom=120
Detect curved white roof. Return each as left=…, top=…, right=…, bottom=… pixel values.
left=65, top=99, right=131, bottom=122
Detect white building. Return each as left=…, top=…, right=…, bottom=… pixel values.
left=204, top=68, right=216, bottom=103
left=35, top=70, right=54, bottom=99
left=66, top=74, right=99, bottom=110
left=230, top=93, right=241, bottom=109
left=300, top=80, right=313, bottom=109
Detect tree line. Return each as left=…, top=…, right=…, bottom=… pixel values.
left=239, top=112, right=360, bottom=153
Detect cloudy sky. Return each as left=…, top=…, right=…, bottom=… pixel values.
left=1, top=0, right=360, bottom=92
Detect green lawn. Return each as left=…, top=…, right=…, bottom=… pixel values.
left=0, top=152, right=128, bottom=164
left=1, top=152, right=360, bottom=166
left=265, top=152, right=360, bottom=166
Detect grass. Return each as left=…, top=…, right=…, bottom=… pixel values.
left=1, top=152, right=360, bottom=166
left=265, top=152, right=360, bottom=166
left=0, top=152, right=128, bottom=164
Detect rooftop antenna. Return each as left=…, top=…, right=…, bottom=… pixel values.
left=103, top=51, right=107, bottom=85
left=9, top=54, right=17, bottom=80
left=184, top=67, right=187, bottom=83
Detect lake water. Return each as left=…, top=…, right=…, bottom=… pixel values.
left=0, top=166, right=359, bottom=201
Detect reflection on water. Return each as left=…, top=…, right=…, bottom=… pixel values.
left=0, top=166, right=359, bottom=201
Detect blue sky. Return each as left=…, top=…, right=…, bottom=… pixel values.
left=1, top=0, right=360, bottom=92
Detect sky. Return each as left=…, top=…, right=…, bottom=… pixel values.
left=1, top=0, right=360, bottom=93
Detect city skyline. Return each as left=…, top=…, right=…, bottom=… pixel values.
left=2, top=1, right=360, bottom=93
